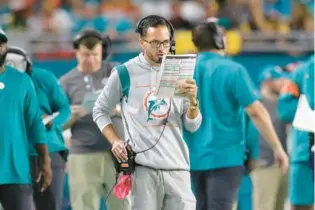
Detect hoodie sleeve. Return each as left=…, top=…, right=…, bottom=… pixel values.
left=93, top=69, right=123, bottom=132
left=181, top=98, right=202, bottom=133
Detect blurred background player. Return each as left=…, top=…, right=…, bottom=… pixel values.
left=250, top=66, right=289, bottom=210
left=186, top=19, right=289, bottom=210
left=5, top=46, right=71, bottom=210
left=59, top=29, right=128, bottom=210
left=0, top=29, right=52, bottom=210
left=278, top=56, right=314, bottom=210
left=302, top=56, right=314, bottom=185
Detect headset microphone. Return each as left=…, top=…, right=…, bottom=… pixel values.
left=5, top=46, right=32, bottom=73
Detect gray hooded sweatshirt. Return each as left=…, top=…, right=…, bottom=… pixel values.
left=93, top=53, right=202, bottom=170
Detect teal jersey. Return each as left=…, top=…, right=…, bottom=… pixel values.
left=278, top=61, right=311, bottom=162
left=0, top=66, right=46, bottom=184
left=184, top=52, right=259, bottom=170
left=28, top=67, right=71, bottom=155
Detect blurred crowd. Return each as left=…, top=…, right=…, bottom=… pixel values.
left=0, top=0, right=313, bottom=42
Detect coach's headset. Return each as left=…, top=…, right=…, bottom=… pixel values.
left=135, top=15, right=176, bottom=55
left=6, top=46, right=32, bottom=73
left=73, top=29, right=112, bottom=60
left=204, top=18, right=225, bottom=50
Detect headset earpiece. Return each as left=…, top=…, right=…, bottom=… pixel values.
left=205, top=19, right=225, bottom=50
left=135, top=20, right=142, bottom=35
left=73, top=30, right=112, bottom=60
left=135, top=15, right=176, bottom=55
left=102, top=35, right=112, bottom=60
left=6, top=47, right=32, bottom=73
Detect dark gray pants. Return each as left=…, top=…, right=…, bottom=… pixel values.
left=191, top=166, right=243, bottom=210
left=30, top=152, right=66, bottom=210
left=0, top=184, right=33, bottom=210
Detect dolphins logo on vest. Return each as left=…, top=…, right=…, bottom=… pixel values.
left=143, top=91, right=170, bottom=122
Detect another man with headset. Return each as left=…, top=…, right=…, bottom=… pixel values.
left=184, top=19, right=289, bottom=210
left=59, top=30, right=128, bottom=210
left=93, top=15, right=202, bottom=210
left=5, top=46, right=71, bottom=210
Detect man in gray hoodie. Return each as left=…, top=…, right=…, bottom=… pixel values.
left=93, top=15, right=202, bottom=210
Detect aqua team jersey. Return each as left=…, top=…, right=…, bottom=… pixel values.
left=303, top=57, right=314, bottom=110
left=288, top=57, right=314, bottom=206
left=0, top=66, right=46, bottom=184
left=184, top=52, right=259, bottom=170
left=278, top=63, right=310, bottom=162
left=28, top=67, right=71, bottom=156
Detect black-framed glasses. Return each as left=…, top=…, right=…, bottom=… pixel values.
left=142, top=39, right=171, bottom=48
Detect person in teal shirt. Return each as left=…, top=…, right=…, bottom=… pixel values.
left=0, top=29, right=51, bottom=210
left=5, top=46, right=71, bottom=210
left=277, top=56, right=314, bottom=210
left=303, top=57, right=314, bottom=174
left=303, top=56, right=314, bottom=180
left=185, top=19, right=288, bottom=210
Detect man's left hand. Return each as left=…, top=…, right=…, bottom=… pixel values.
left=176, top=79, right=198, bottom=103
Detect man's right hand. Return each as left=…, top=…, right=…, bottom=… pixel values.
left=37, top=157, right=52, bottom=192
left=111, top=140, right=128, bottom=162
